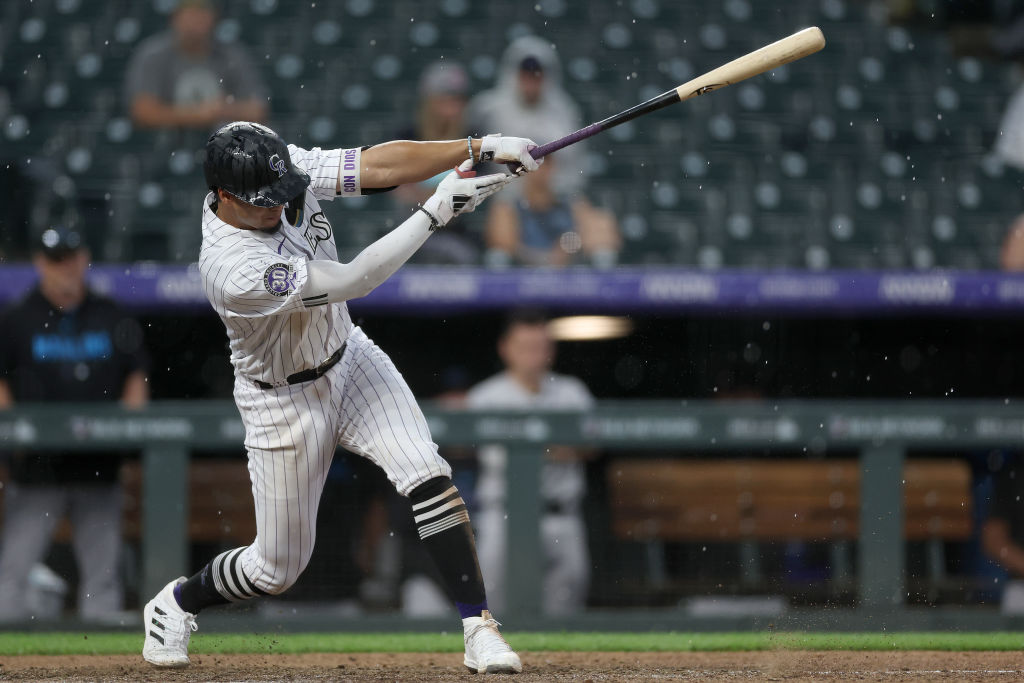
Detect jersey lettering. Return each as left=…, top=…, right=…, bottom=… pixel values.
left=32, top=330, right=112, bottom=362
left=304, top=211, right=333, bottom=254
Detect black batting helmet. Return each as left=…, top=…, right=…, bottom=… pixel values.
left=203, top=121, right=310, bottom=207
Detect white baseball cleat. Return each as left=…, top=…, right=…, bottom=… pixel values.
left=463, top=610, right=522, bottom=674
left=142, top=577, right=197, bottom=668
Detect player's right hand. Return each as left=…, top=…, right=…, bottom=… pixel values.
left=421, top=160, right=514, bottom=227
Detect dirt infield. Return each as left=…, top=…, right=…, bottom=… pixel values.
left=2, top=651, right=1024, bottom=681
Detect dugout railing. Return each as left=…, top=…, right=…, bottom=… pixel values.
left=0, top=400, right=1022, bottom=631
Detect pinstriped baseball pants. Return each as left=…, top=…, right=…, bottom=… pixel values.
left=229, top=326, right=450, bottom=595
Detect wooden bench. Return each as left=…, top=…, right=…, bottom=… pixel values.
left=608, top=458, right=972, bottom=595
left=121, top=460, right=256, bottom=545
left=608, top=458, right=972, bottom=543
left=0, top=460, right=256, bottom=547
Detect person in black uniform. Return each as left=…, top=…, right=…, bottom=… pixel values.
left=0, top=227, right=149, bottom=621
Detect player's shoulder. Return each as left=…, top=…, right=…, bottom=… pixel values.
left=203, top=239, right=272, bottom=266
left=199, top=226, right=248, bottom=262
left=286, top=143, right=324, bottom=174
left=286, top=143, right=348, bottom=173
left=200, top=233, right=272, bottom=278
left=287, top=142, right=343, bottom=162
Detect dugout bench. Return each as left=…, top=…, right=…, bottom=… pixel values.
left=0, top=458, right=970, bottom=607
left=0, top=399, right=1020, bottom=627
left=608, top=458, right=972, bottom=599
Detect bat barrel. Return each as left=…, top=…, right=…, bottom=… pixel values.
left=527, top=27, right=825, bottom=160
left=674, top=26, right=825, bottom=100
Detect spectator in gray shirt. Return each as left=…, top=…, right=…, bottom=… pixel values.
left=124, top=0, right=267, bottom=130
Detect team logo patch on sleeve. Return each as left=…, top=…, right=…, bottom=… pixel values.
left=263, top=262, right=297, bottom=296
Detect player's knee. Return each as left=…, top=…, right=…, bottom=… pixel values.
left=397, top=459, right=452, bottom=498
left=409, top=476, right=474, bottom=542
left=252, top=554, right=312, bottom=596
left=409, top=476, right=456, bottom=502
left=258, top=571, right=297, bottom=596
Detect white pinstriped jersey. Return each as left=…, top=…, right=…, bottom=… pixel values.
left=199, top=145, right=363, bottom=384
left=167, top=135, right=452, bottom=604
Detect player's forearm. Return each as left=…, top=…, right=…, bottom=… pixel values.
left=304, top=210, right=434, bottom=302
left=360, top=139, right=479, bottom=188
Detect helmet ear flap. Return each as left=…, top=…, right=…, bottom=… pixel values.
left=285, top=191, right=306, bottom=225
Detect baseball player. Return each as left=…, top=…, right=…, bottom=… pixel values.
left=141, top=121, right=540, bottom=674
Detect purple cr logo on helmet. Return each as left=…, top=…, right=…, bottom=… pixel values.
left=268, top=154, right=288, bottom=179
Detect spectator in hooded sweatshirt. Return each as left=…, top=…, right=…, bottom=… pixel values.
left=468, top=36, right=587, bottom=199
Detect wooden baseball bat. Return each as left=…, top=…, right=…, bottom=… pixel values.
left=528, top=26, right=826, bottom=159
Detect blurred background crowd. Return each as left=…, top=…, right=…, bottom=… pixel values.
left=2, top=0, right=1023, bottom=269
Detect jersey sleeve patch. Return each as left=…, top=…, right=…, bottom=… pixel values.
left=263, top=262, right=298, bottom=297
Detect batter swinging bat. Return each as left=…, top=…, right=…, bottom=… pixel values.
left=528, top=26, right=826, bottom=160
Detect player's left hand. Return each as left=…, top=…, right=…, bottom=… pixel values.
left=421, top=160, right=514, bottom=228
left=480, top=134, right=542, bottom=174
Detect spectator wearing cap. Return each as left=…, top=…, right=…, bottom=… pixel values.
left=392, top=61, right=480, bottom=264
left=124, top=0, right=267, bottom=131
left=468, top=36, right=588, bottom=198
left=0, top=228, right=149, bottom=622
left=404, top=61, right=472, bottom=143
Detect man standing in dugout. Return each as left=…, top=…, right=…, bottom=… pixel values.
left=0, top=227, right=149, bottom=622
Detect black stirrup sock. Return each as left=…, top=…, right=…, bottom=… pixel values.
left=409, top=477, right=488, bottom=614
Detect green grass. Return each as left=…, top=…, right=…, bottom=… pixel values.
left=2, top=631, right=1024, bottom=656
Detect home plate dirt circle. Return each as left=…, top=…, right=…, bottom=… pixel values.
left=2, top=651, right=1023, bottom=681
